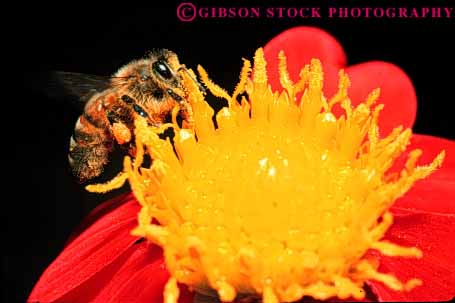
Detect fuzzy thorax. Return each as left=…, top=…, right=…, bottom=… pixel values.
left=88, top=48, right=444, bottom=303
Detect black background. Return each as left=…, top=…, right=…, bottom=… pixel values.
left=6, top=1, right=455, bottom=302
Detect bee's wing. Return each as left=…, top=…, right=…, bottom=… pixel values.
left=53, top=71, right=113, bottom=104
left=28, top=71, right=113, bottom=110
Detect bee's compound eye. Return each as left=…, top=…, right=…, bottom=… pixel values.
left=133, top=104, right=149, bottom=118
left=152, top=60, right=173, bottom=80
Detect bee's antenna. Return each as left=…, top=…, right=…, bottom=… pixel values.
left=178, top=66, right=206, bottom=94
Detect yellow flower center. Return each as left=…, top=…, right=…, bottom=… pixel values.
left=88, top=48, right=444, bottom=303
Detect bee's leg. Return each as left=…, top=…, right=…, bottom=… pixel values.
left=127, top=144, right=137, bottom=157
left=104, top=94, right=134, bottom=145
left=106, top=109, right=132, bottom=145
left=111, top=121, right=131, bottom=145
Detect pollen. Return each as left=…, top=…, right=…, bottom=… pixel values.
left=88, top=49, right=445, bottom=302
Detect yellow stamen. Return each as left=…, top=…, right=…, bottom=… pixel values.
left=88, top=48, right=444, bottom=302
left=232, top=58, right=252, bottom=104
left=164, top=277, right=179, bottom=303
left=86, top=172, right=128, bottom=193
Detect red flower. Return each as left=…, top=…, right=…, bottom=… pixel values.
left=29, top=27, right=455, bottom=302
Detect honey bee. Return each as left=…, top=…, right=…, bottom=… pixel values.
left=55, top=49, right=198, bottom=182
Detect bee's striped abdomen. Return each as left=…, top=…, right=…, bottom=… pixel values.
left=68, top=96, right=113, bottom=182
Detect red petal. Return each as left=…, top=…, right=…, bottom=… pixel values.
left=92, top=242, right=194, bottom=303
left=65, top=192, right=135, bottom=246
left=55, top=241, right=194, bottom=303
left=28, top=194, right=141, bottom=302
left=86, top=242, right=167, bottom=303
left=367, top=208, right=455, bottom=301
left=392, top=134, right=455, bottom=214
left=263, top=26, right=417, bottom=134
